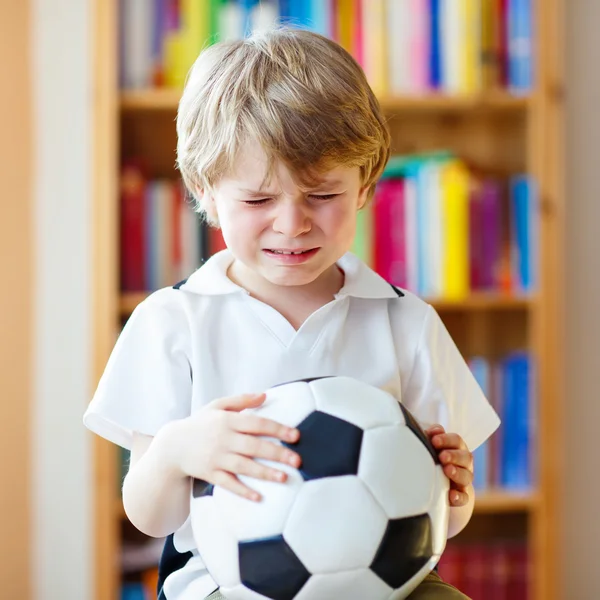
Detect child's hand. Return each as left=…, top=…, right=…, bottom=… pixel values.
left=425, top=424, right=473, bottom=507
left=172, top=392, right=301, bottom=502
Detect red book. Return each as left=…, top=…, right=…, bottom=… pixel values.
left=508, top=543, right=529, bottom=600
left=487, top=542, right=511, bottom=600
left=437, top=543, right=463, bottom=591
left=119, top=162, right=147, bottom=291
left=460, top=544, right=488, bottom=600
left=497, top=0, right=509, bottom=87
left=171, top=181, right=183, bottom=280
left=209, top=227, right=227, bottom=256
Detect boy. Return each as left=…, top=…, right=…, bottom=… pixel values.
left=84, top=27, right=500, bottom=600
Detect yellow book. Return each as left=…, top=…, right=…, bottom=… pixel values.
left=182, top=0, right=210, bottom=77
left=164, top=31, right=188, bottom=89
left=441, top=161, right=470, bottom=299
left=462, top=0, right=482, bottom=94
left=480, top=0, right=499, bottom=89
left=336, top=0, right=354, bottom=54
left=362, top=0, right=387, bottom=97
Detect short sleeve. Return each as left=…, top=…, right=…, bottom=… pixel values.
left=83, top=293, right=193, bottom=450
left=401, top=305, right=500, bottom=451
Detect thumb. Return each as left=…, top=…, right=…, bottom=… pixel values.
left=212, top=392, right=266, bottom=412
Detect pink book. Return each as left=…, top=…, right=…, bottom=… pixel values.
left=353, top=0, right=364, bottom=68
left=388, top=178, right=408, bottom=288
left=409, top=0, right=431, bottom=93
left=373, top=180, right=394, bottom=281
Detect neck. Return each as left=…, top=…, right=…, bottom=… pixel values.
left=228, top=261, right=345, bottom=307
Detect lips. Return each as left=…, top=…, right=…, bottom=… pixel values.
left=266, top=249, right=314, bottom=255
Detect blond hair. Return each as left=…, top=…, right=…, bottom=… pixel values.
left=176, top=26, right=391, bottom=225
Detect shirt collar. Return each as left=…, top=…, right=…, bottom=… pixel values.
left=179, top=249, right=402, bottom=300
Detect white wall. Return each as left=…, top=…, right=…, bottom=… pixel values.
left=31, top=1, right=92, bottom=598
left=564, top=3, right=600, bottom=598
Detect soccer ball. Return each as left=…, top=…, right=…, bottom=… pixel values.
left=190, top=376, right=450, bottom=600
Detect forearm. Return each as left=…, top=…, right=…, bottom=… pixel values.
left=446, top=484, right=475, bottom=539
left=122, top=420, right=191, bottom=538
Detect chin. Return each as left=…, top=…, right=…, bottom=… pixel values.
left=261, top=269, right=321, bottom=288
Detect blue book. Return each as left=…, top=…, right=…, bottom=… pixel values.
left=415, top=161, right=430, bottom=297
left=469, top=358, right=491, bottom=491
left=507, top=0, right=533, bottom=93
left=310, top=0, right=331, bottom=36
left=429, top=0, right=442, bottom=89
left=500, top=352, right=532, bottom=489
left=278, top=0, right=292, bottom=25
left=238, top=0, right=259, bottom=36
left=510, top=175, right=538, bottom=293
left=121, top=583, right=146, bottom=600
left=288, top=0, right=313, bottom=29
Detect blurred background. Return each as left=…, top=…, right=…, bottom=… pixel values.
left=1, top=0, right=596, bottom=598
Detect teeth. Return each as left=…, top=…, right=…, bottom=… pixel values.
left=272, top=250, right=305, bottom=255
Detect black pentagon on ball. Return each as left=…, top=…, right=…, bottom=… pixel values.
left=192, top=479, right=214, bottom=498
left=282, top=410, right=363, bottom=481
left=370, top=514, right=433, bottom=589
left=239, top=534, right=310, bottom=600
left=399, top=403, right=440, bottom=465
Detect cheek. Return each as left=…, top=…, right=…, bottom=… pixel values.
left=319, top=202, right=357, bottom=236
left=217, top=204, right=265, bottom=243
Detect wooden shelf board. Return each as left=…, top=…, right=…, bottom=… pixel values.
left=120, top=88, right=530, bottom=113
left=429, top=293, right=535, bottom=311
left=474, top=489, right=541, bottom=513
left=120, top=291, right=534, bottom=317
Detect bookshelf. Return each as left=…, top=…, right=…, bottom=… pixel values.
left=91, top=1, right=564, bottom=599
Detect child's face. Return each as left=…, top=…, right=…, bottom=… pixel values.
left=206, top=140, right=368, bottom=292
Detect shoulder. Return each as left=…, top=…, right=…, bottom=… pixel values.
left=387, top=287, right=434, bottom=335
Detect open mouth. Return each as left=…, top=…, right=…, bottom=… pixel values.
left=266, top=249, right=314, bottom=255
left=263, top=248, right=320, bottom=261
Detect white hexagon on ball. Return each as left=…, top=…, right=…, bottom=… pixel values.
left=309, top=377, right=404, bottom=430
left=250, top=380, right=317, bottom=428
left=213, top=458, right=305, bottom=541
left=294, top=568, right=393, bottom=600
left=189, top=496, right=241, bottom=589
left=359, top=424, right=436, bottom=518
left=283, top=476, right=387, bottom=574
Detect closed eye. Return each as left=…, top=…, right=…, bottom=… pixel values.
left=243, top=198, right=272, bottom=206
left=309, top=194, right=339, bottom=200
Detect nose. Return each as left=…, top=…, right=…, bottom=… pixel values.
left=272, top=201, right=311, bottom=237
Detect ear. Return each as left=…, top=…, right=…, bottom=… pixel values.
left=357, top=185, right=369, bottom=210
left=194, top=186, right=219, bottom=224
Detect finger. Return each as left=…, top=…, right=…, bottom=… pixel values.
left=212, top=393, right=266, bottom=412
left=443, top=464, right=473, bottom=488
left=439, top=449, right=474, bottom=470
left=230, top=433, right=301, bottom=468
left=220, top=453, right=289, bottom=484
left=213, top=470, right=262, bottom=502
left=449, top=488, right=470, bottom=507
left=233, top=413, right=300, bottom=443
left=426, top=424, right=445, bottom=436
left=431, top=432, right=468, bottom=451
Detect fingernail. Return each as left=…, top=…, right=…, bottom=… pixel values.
left=287, top=429, right=299, bottom=442
left=450, top=467, right=456, bottom=476
left=250, top=492, right=261, bottom=502
left=288, top=453, right=299, bottom=466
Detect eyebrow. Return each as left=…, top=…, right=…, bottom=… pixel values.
left=238, top=180, right=344, bottom=197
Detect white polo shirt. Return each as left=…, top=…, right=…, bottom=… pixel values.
left=84, top=249, right=500, bottom=600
